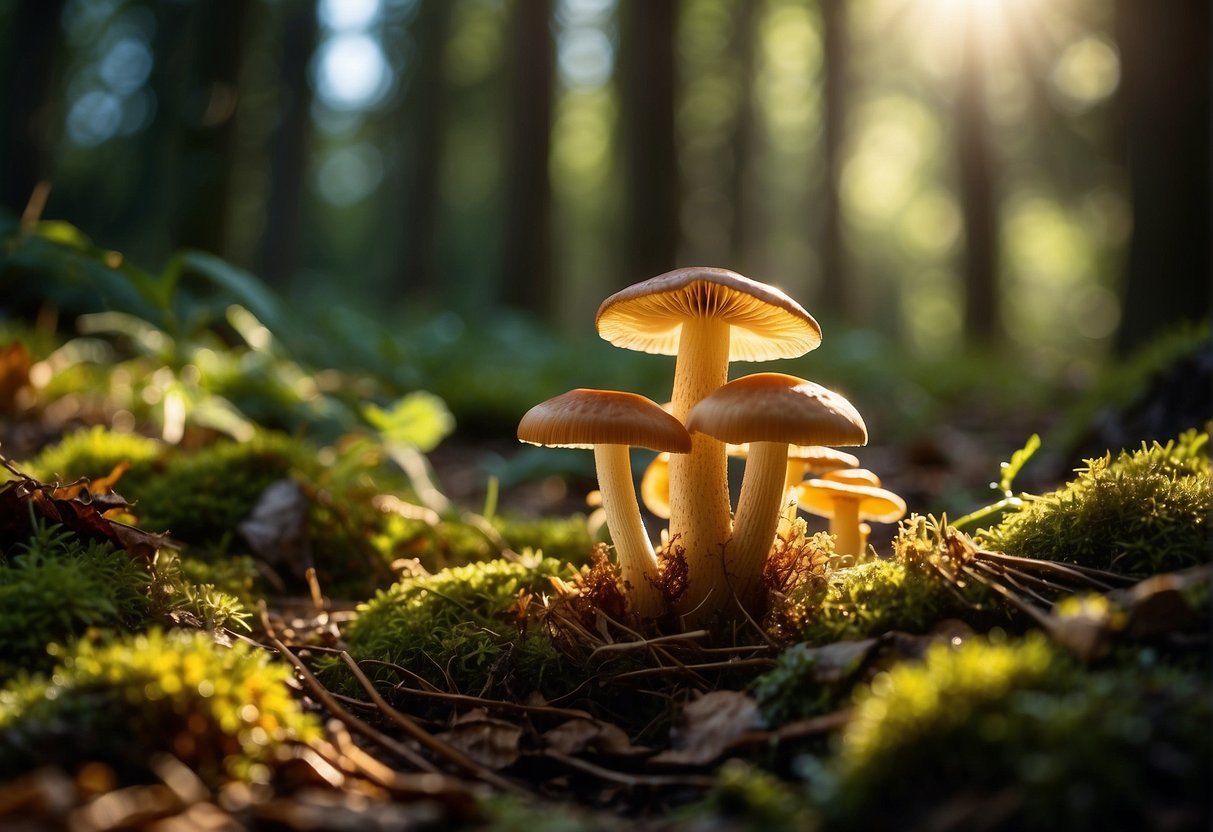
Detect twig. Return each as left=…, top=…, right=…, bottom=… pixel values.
left=542, top=750, right=714, bottom=789
left=590, top=629, right=711, bottom=656
left=268, top=637, right=437, bottom=773
left=338, top=652, right=526, bottom=795
left=608, top=657, right=777, bottom=684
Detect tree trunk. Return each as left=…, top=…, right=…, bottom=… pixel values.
left=173, top=0, right=252, bottom=257
left=393, top=0, right=454, bottom=300
left=819, top=0, right=851, bottom=319
left=256, top=2, right=318, bottom=286
left=499, top=0, right=556, bottom=316
left=955, top=4, right=1000, bottom=346
left=0, top=0, right=65, bottom=217
left=1113, top=0, right=1211, bottom=353
left=726, top=0, right=758, bottom=269
left=618, top=0, right=680, bottom=283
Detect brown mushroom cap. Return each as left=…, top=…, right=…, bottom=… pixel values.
left=518, top=389, right=692, bottom=452
left=686, top=373, right=868, bottom=447
left=595, top=267, right=822, bottom=362
left=796, top=478, right=907, bottom=523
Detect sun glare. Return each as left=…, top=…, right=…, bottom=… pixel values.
left=915, top=0, right=1043, bottom=58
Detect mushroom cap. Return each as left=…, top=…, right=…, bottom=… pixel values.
left=795, top=478, right=907, bottom=523
left=686, top=373, right=868, bottom=447
left=727, top=443, right=860, bottom=472
left=640, top=452, right=671, bottom=519
left=822, top=467, right=881, bottom=487
left=518, top=389, right=692, bottom=452
left=595, top=267, right=822, bottom=362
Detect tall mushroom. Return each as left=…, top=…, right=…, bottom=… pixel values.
left=517, top=389, right=690, bottom=618
left=596, top=268, right=822, bottom=616
left=796, top=469, right=906, bottom=559
left=687, top=373, right=867, bottom=616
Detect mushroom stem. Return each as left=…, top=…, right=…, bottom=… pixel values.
left=594, top=444, right=664, bottom=617
left=727, top=440, right=789, bottom=615
left=778, top=462, right=807, bottom=535
left=667, top=317, right=732, bottom=617
left=829, top=497, right=863, bottom=557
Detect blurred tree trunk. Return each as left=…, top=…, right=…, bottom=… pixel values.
left=256, top=3, right=318, bottom=286
left=819, top=0, right=850, bottom=318
left=499, top=0, right=555, bottom=316
left=726, top=0, right=758, bottom=269
left=0, top=0, right=65, bottom=217
left=956, top=5, right=1000, bottom=346
left=395, top=0, right=453, bottom=300
left=1113, top=0, right=1211, bottom=353
left=618, top=0, right=680, bottom=282
left=173, top=0, right=252, bottom=258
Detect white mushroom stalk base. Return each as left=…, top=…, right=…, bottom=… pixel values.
left=667, top=318, right=733, bottom=620
left=594, top=444, right=664, bottom=617
left=727, top=441, right=789, bottom=615
left=829, top=498, right=863, bottom=558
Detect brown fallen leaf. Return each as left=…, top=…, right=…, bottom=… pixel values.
left=651, top=690, right=765, bottom=767
left=542, top=718, right=639, bottom=757
left=435, top=710, right=523, bottom=770
left=0, top=340, right=31, bottom=414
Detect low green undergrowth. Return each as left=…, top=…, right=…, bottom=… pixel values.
left=980, top=428, right=1211, bottom=574
left=0, top=628, right=320, bottom=785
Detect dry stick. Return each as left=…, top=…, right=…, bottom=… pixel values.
left=972, top=560, right=1059, bottom=607
left=608, top=657, right=777, bottom=684
left=543, top=750, right=715, bottom=789
left=267, top=637, right=438, bottom=774
left=338, top=652, right=526, bottom=795
left=590, top=629, right=711, bottom=656
left=959, top=565, right=1053, bottom=628
left=977, top=548, right=1131, bottom=588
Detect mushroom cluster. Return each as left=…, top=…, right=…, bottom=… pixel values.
left=519, top=267, right=902, bottom=624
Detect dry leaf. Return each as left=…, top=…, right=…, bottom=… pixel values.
left=543, top=718, right=637, bottom=757
left=436, top=711, right=522, bottom=770
left=0, top=341, right=31, bottom=414
left=651, top=690, right=765, bottom=767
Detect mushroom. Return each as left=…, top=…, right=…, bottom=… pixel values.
left=596, top=268, right=821, bottom=615
left=640, top=452, right=671, bottom=520
left=686, top=373, right=867, bottom=615
left=517, top=389, right=690, bottom=617
left=795, top=469, right=906, bottom=560
left=728, top=443, right=860, bottom=533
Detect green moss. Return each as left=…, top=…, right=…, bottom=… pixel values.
left=134, top=432, right=315, bottom=543
left=335, top=556, right=572, bottom=699
left=0, top=522, right=152, bottom=680
left=494, top=515, right=594, bottom=564
left=25, top=425, right=162, bottom=492
left=687, top=760, right=815, bottom=831
left=0, top=628, right=320, bottom=784
left=783, top=558, right=986, bottom=646
left=824, top=635, right=1212, bottom=830
left=752, top=641, right=864, bottom=727
left=980, top=429, right=1211, bottom=575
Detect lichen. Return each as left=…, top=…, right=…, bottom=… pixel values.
left=0, top=628, right=321, bottom=784
left=980, top=429, right=1211, bottom=575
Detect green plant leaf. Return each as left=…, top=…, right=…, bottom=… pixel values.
left=997, top=433, right=1040, bottom=495
left=363, top=391, right=455, bottom=452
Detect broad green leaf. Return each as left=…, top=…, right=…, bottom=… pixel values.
left=363, top=391, right=455, bottom=452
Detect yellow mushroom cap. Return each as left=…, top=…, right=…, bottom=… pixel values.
left=728, top=442, right=860, bottom=472
left=686, top=373, right=868, bottom=447
left=518, top=389, right=692, bottom=452
left=595, top=267, right=822, bottom=362
left=823, top=467, right=882, bottom=487
left=640, top=452, right=671, bottom=519
left=795, top=478, right=907, bottom=523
